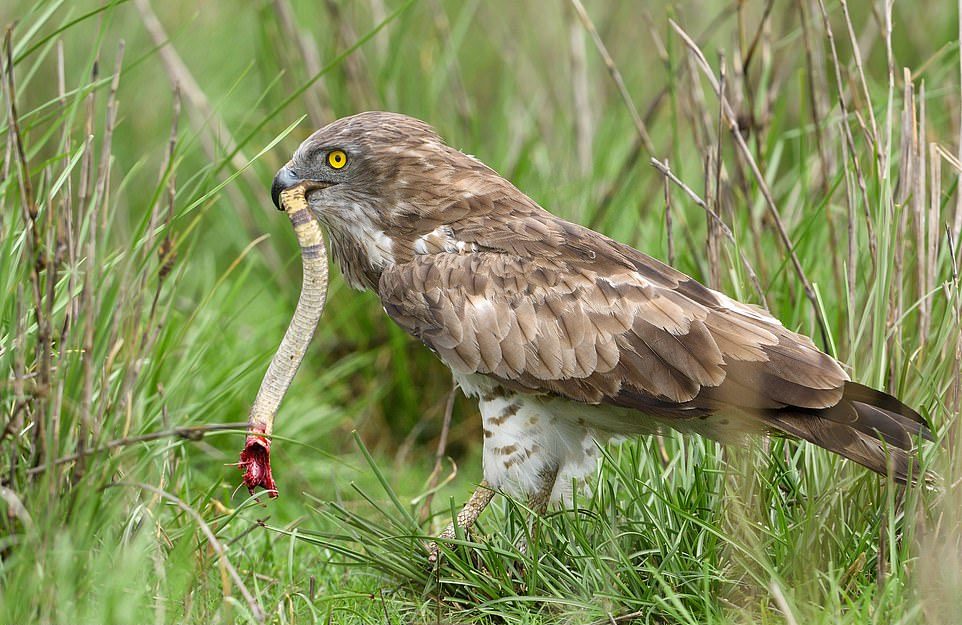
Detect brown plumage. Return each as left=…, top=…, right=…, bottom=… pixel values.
left=271, top=111, right=931, bottom=511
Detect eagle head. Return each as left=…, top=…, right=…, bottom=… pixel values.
left=271, top=111, right=496, bottom=290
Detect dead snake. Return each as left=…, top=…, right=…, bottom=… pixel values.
left=239, top=186, right=328, bottom=497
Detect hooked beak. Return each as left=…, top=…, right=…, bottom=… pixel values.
left=271, top=166, right=300, bottom=210
left=271, top=166, right=333, bottom=211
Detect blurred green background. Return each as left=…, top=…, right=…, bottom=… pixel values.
left=2, top=0, right=961, bottom=623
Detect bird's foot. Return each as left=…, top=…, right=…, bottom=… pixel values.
left=426, top=481, right=495, bottom=566
left=513, top=468, right=556, bottom=557
left=426, top=523, right=457, bottom=565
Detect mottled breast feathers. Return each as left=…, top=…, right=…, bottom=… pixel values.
left=378, top=190, right=848, bottom=422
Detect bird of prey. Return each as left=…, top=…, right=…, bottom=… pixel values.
left=270, top=111, right=931, bottom=546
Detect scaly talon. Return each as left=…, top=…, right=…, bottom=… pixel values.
left=427, top=481, right=495, bottom=565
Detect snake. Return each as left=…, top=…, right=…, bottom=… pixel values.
left=239, top=186, right=328, bottom=497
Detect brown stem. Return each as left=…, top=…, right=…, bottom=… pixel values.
left=27, top=423, right=248, bottom=475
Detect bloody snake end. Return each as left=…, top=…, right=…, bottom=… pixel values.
left=240, top=435, right=278, bottom=497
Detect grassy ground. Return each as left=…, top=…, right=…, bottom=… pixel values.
left=2, top=0, right=962, bottom=623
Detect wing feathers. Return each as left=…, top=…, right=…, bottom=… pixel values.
left=379, top=249, right=847, bottom=415
left=763, top=339, right=844, bottom=390
left=633, top=318, right=725, bottom=387
left=703, top=310, right=775, bottom=361
left=499, top=313, right=526, bottom=375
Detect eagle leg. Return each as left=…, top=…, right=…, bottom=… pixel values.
left=516, top=466, right=559, bottom=557
left=427, top=480, right=495, bottom=564
left=527, top=466, right=559, bottom=515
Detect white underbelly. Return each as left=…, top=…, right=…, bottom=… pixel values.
left=454, top=373, right=755, bottom=502
left=456, top=373, right=619, bottom=503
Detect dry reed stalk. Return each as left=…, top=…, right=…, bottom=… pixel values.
left=768, top=580, right=800, bottom=625
left=568, top=2, right=592, bottom=174
left=714, top=53, right=729, bottom=223
left=707, top=53, right=728, bottom=291
left=840, top=122, right=858, bottom=329
left=650, top=157, right=767, bottom=307
left=145, top=86, right=179, bottom=254
left=896, top=69, right=915, bottom=206
left=4, top=30, right=48, bottom=465
left=670, top=19, right=820, bottom=335
left=95, top=41, right=123, bottom=228
left=272, top=0, right=333, bottom=125
left=88, top=44, right=125, bottom=439
left=569, top=0, right=653, bottom=157
left=664, top=157, right=675, bottom=267
left=683, top=52, right=714, bottom=156
left=44, top=147, right=60, bottom=491
left=881, top=1, right=899, bottom=388
left=322, top=0, right=373, bottom=110
left=2, top=286, right=26, bottom=447
left=735, top=0, right=775, bottom=159
left=840, top=0, right=881, bottom=168
left=929, top=142, right=942, bottom=340
left=591, top=5, right=734, bottom=231
left=915, top=81, right=929, bottom=343
left=56, top=39, right=79, bottom=341
left=78, top=55, right=98, bottom=467
left=955, top=0, right=962, bottom=247
left=0, top=486, right=32, bottom=530
left=950, top=228, right=962, bottom=452
left=737, top=0, right=775, bottom=78
left=801, top=0, right=844, bottom=306
left=815, top=0, right=878, bottom=268
left=798, top=6, right=830, bottom=150
left=420, top=382, right=458, bottom=523
left=881, top=0, right=896, bottom=177
left=889, top=71, right=915, bottom=390
left=705, top=150, right=721, bottom=290
left=159, top=92, right=180, bottom=278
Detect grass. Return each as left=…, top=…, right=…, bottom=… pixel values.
left=2, top=0, right=961, bottom=623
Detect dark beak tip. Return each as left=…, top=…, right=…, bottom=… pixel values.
left=271, top=166, right=299, bottom=211
left=270, top=182, right=282, bottom=210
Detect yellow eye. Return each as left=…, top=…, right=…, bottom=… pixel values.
left=327, top=149, right=348, bottom=169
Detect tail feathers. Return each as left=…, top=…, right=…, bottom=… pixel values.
left=768, top=382, right=933, bottom=484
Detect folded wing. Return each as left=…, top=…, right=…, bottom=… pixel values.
left=379, top=211, right=930, bottom=481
